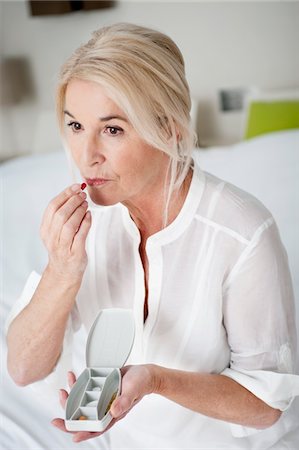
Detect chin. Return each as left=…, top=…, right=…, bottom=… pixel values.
left=89, top=192, right=119, bottom=207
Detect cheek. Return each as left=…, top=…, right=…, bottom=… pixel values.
left=66, top=136, right=83, bottom=164
left=115, top=155, right=143, bottom=181
left=115, top=144, right=163, bottom=181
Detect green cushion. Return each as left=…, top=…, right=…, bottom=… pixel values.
left=244, top=100, right=299, bottom=139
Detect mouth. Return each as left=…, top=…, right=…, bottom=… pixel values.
left=85, top=178, right=111, bottom=186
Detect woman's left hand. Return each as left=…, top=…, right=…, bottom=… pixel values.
left=110, top=364, right=157, bottom=419
left=51, top=365, right=158, bottom=443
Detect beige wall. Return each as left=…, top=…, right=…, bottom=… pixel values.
left=1, top=0, right=298, bottom=159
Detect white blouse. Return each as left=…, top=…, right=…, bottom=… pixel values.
left=6, top=162, right=299, bottom=449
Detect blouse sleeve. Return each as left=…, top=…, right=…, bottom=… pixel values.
left=5, top=271, right=82, bottom=398
left=221, top=218, right=299, bottom=418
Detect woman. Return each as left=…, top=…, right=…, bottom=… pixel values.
left=6, top=23, right=299, bottom=448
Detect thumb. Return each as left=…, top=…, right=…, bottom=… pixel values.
left=110, top=395, right=133, bottom=418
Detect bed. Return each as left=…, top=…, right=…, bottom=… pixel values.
left=1, top=129, right=298, bottom=449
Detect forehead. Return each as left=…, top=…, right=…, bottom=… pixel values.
left=65, top=79, right=125, bottom=116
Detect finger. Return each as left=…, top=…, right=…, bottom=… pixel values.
left=59, top=389, right=68, bottom=409
left=41, top=193, right=86, bottom=248
left=51, top=416, right=116, bottom=442
left=51, top=418, right=75, bottom=434
left=72, top=210, right=92, bottom=251
left=51, top=194, right=87, bottom=241
left=50, top=185, right=82, bottom=215
left=72, top=418, right=118, bottom=443
left=58, top=201, right=88, bottom=247
left=110, top=395, right=134, bottom=419
left=55, top=192, right=87, bottom=226
left=51, top=418, right=87, bottom=438
left=41, top=184, right=82, bottom=231
left=72, top=431, right=102, bottom=443
left=67, top=371, right=77, bottom=388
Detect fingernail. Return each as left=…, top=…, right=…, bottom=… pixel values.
left=71, top=184, right=81, bottom=192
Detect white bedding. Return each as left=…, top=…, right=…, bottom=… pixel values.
left=1, top=129, right=298, bottom=449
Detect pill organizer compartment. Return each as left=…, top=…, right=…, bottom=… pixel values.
left=65, top=309, right=135, bottom=432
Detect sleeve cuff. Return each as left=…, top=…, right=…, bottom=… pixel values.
left=222, top=367, right=299, bottom=411
left=4, top=271, right=41, bottom=335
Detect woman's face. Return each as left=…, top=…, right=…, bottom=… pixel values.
left=64, top=79, right=170, bottom=207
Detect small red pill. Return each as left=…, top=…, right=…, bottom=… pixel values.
left=81, top=182, right=87, bottom=191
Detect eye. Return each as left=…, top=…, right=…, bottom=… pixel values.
left=67, top=121, right=82, bottom=133
left=105, top=126, right=123, bottom=136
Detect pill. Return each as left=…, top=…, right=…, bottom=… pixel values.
left=78, top=415, right=87, bottom=420
left=81, top=182, right=87, bottom=191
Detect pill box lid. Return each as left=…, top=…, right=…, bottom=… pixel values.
left=86, top=308, right=135, bottom=368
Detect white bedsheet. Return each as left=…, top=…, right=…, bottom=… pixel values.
left=1, top=130, right=298, bottom=449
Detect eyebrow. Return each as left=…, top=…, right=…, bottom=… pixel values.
left=64, top=110, right=128, bottom=122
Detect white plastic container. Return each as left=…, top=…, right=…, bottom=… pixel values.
left=65, top=308, right=135, bottom=432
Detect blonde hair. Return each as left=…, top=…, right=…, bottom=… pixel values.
left=56, top=23, right=197, bottom=225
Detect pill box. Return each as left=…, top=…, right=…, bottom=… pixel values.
left=65, top=308, right=135, bottom=432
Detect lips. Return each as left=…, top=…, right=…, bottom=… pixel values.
left=85, top=178, right=111, bottom=186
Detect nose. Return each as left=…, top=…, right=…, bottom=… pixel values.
left=84, top=133, right=105, bottom=166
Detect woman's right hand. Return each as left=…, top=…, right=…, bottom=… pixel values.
left=52, top=372, right=111, bottom=443
left=40, top=184, right=92, bottom=283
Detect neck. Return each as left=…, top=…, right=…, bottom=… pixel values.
left=123, top=168, right=192, bottom=242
